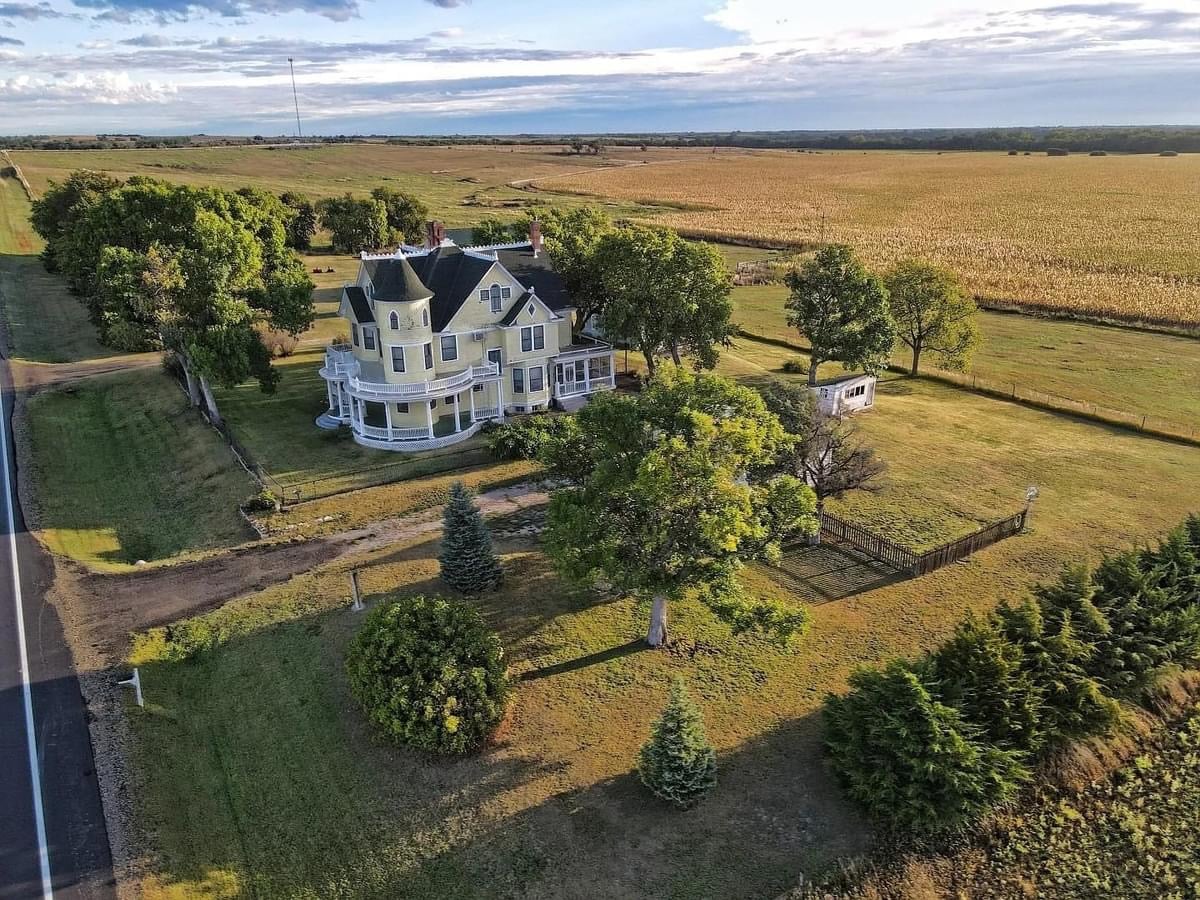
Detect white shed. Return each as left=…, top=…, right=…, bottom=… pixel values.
left=811, top=373, right=877, bottom=415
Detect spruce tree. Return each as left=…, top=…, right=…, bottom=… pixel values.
left=637, top=677, right=718, bottom=808
left=438, top=482, right=503, bottom=595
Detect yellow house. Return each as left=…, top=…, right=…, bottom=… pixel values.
left=317, top=221, right=615, bottom=450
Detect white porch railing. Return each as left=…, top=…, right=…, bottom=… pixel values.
left=351, top=419, right=488, bottom=452
left=472, top=406, right=500, bottom=420
left=555, top=374, right=615, bottom=398
left=346, top=363, right=500, bottom=399
left=556, top=342, right=613, bottom=361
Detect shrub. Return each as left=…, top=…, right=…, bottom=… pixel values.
left=824, top=660, right=1028, bottom=831
left=1046, top=148, right=1070, bottom=156
left=1160, top=150, right=1179, bottom=157
left=1089, top=150, right=1108, bottom=156
left=345, top=595, right=509, bottom=754
left=260, top=328, right=299, bottom=358
left=931, top=614, right=1045, bottom=752
left=780, top=358, right=807, bottom=374
left=637, top=677, right=718, bottom=808
left=438, top=482, right=503, bottom=595
left=1006, top=149, right=1018, bottom=156
left=242, top=488, right=279, bottom=512
left=486, top=414, right=576, bottom=460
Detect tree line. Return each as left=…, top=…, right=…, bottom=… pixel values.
left=825, top=515, right=1200, bottom=831
left=30, top=171, right=317, bottom=422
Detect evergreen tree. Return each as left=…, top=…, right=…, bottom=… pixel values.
left=637, top=677, right=718, bottom=808
left=932, top=614, right=1045, bottom=753
left=438, top=482, right=503, bottom=594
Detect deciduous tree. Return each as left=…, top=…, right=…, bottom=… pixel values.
left=784, top=245, right=895, bottom=385
left=370, top=187, right=428, bottom=245
left=543, top=368, right=818, bottom=647
left=596, top=225, right=734, bottom=374
left=318, top=194, right=389, bottom=253
left=885, top=260, right=980, bottom=375
left=521, top=206, right=612, bottom=329
left=279, top=191, right=317, bottom=251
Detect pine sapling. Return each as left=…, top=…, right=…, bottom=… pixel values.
left=439, top=481, right=503, bottom=595
left=637, top=677, right=717, bottom=808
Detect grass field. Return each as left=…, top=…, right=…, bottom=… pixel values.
left=0, top=177, right=115, bottom=363
left=730, top=283, right=1200, bottom=426
left=126, top=370, right=1200, bottom=898
left=544, top=150, right=1200, bottom=329
left=26, top=370, right=254, bottom=570
left=11, top=143, right=690, bottom=226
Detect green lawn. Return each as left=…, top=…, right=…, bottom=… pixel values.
left=730, top=281, right=1200, bottom=427
left=0, top=177, right=116, bottom=363
left=26, top=369, right=254, bottom=570
left=126, top=375, right=1200, bottom=899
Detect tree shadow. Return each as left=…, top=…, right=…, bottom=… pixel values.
left=767, top=541, right=906, bottom=604
left=520, top=638, right=648, bottom=681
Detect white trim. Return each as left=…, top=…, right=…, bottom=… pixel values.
left=1, top=381, right=55, bottom=900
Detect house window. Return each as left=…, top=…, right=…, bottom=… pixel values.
left=520, top=324, right=545, bottom=353
left=363, top=329, right=376, bottom=352
left=423, top=342, right=433, bottom=370
left=588, top=356, right=611, bottom=380
left=528, top=303, right=535, bottom=316
left=421, top=307, right=429, bottom=327
left=396, top=402, right=409, bottom=414
left=351, top=323, right=360, bottom=346
left=440, top=334, right=458, bottom=362
left=502, top=286, right=511, bottom=300
left=513, top=367, right=524, bottom=394
left=388, top=311, right=399, bottom=329
left=490, top=293, right=503, bottom=313
left=473, top=383, right=484, bottom=393
left=390, top=345, right=405, bottom=373
left=528, top=365, right=544, bottom=393
left=429, top=398, right=436, bottom=409
left=479, top=289, right=489, bottom=302
left=490, top=284, right=502, bottom=308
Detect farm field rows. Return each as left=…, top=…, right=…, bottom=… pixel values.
left=544, top=150, right=1200, bottom=329
left=730, top=283, right=1200, bottom=426
left=128, top=370, right=1200, bottom=899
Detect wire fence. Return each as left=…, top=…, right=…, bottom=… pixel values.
left=736, top=330, right=1199, bottom=445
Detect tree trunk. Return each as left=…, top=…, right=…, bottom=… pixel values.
left=669, top=342, right=682, bottom=366
left=808, top=355, right=820, bottom=386
left=181, top=361, right=201, bottom=407
left=199, top=376, right=223, bottom=426
left=641, top=343, right=657, bottom=377
left=910, top=344, right=922, bottom=377
left=646, top=595, right=669, bottom=647
left=810, top=499, right=825, bottom=545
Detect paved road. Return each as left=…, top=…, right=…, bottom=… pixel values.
left=0, top=352, right=115, bottom=899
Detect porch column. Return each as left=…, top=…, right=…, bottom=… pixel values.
left=384, top=400, right=393, bottom=439
left=453, top=391, right=462, bottom=433
left=584, top=361, right=592, bottom=392
left=497, top=376, right=505, bottom=422
left=327, top=381, right=335, bottom=412
left=469, top=386, right=476, bottom=422
left=425, top=400, right=434, bottom=439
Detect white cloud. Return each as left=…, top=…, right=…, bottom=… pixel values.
left=1, top=71, right=177, bottom=104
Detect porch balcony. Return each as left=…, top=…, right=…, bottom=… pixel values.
left=318, top=343, right=501, bottom=402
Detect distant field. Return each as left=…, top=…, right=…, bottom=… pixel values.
left=731, top=283, right=1200, bottom=426
left=544, top=150, right=1200, bottom=329
left=11, top=143, right=696, bottom=225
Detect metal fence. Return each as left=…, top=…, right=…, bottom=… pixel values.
left=819, top=509, right=1027, bottom=577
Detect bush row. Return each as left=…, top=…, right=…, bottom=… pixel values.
left=824, top=515, right=1200, bottom=831
left=485, top=414, right=577, bottom=461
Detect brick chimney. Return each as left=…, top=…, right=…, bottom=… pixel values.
left=425, top=220, right=446, bottom=248
left=529, top=219, right=542, bottom=256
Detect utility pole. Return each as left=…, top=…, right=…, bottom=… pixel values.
left=288, top=57, right=303, bottom=138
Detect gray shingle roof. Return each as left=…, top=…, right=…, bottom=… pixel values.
left=362, top=256, right=433, bottom=303
left=495, top=246, right=571, bottom=311
left=406, top=246, right=496, bottom=332
left=343, top=285, right=374, bottom=324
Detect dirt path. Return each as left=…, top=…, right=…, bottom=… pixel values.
left=12, top=353, right=161, bottom=391
left=69, top=481, right=549, bottom=659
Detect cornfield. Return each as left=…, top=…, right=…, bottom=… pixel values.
left=543, top=151, right=1200, bottom=329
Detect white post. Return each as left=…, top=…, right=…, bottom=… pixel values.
left=384, top=400, right=393, bottom=439
left=497, top=376, right=506, bottom=422
left=425, top=400, right=434, bottom=439
left=469, top=386, right=476, bottom=422
left=350, top=570, right=364, bottom=612
left=453, top=391, right=462, bottom=433
left=118, top=669, right=144, bottom=707
left=584, top=361, right=591, bottom=393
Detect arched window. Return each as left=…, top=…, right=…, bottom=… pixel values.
left=421, top=307, right=429, bottom=327
left=490, top=284, right=502, bottom=303
left=388, top=311, right=399, bottom=330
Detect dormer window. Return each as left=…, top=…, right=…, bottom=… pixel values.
left=388, top=311, right=399, bottom=330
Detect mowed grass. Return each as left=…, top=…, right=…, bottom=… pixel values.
left=0, top=177, right=115, bottom=363
left=11, top=143, right=676, bottom=226
left=26, top=369, right=254, bottom=570
left=547, top=150, right=1200, bottom=328
left=127, top=378, right=1200, bottom=898
left=730, top=282, right=1200, bottom=426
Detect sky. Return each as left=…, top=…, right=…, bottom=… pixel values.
left=1, top=0, right=1199, bottom=134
